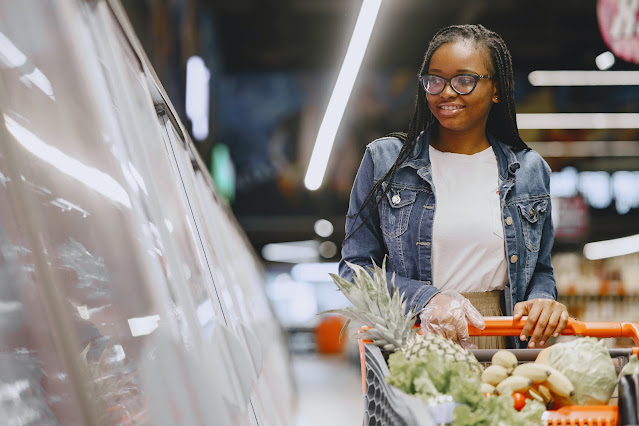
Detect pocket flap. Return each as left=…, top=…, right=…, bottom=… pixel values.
left=383, top=185, right=417, bottom=209
left=518, top=199, right=548, bottom=223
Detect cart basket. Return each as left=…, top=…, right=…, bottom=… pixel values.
left=359, top=316, right=639, bottom=426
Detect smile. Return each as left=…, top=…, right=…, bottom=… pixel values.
left=437, top=104, right=466, bottom=117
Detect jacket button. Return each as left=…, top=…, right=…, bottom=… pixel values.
left=392, top=194, right=401, bottom=204
left=510, top=255, right=518, bottom=263
left=505, top=216, right=513, bottom=226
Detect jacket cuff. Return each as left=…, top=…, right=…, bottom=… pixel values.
left=409, top=285, right=440, bottom=316
left=527, top=293, right=555, bottom=300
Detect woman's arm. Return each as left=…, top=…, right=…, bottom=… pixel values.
left=514, top=160, right=568, bottom=347
left=339, top=147, right=440, bottom=316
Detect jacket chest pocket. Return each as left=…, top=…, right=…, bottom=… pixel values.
left=517, top=199, right=548, bottom=252
left=380, top=187, right=417, bottom=238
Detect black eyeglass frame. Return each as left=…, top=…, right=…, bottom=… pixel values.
left=419, top=73, right=492, bottom=95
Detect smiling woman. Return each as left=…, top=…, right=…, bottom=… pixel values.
left=339, top=24, right=569, bottom=351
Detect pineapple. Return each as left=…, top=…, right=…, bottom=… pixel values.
left=322, top=257, right=416, bottom=352
left=402, top=333, right=483, bottom=375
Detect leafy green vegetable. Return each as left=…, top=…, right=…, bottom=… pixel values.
left=621, top=354, right=639, bottom=376
left=546, top=337, right=617, bottom=405
left=454, top=395, right=545, bottom=426
left=386, top=349, right=545, bottom=425
left=386, top=351, right=441, bottom=399
left=386, top=350, right=482, bottom=404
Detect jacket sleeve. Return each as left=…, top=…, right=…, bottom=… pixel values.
left=338, top=146, right=440, bottom=316
left=525, top=161, right=558, bottom=301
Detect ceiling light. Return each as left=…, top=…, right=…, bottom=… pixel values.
left=595, top=51, right=615, bottom=70
left=527, top=140, right=639, bottom=157
left=583, top=234, right=639, bottom=260
left=314, top=219, right=334, bottom=238
left=528, top=70, right=639, bottom=86
left=185, top=56, right=210, bottom=141
left=319, top=241, right=338, bottom=258
left=290, top=262, right=339, bottom=282
left=304, top=0, right=382, bottom=191
left=261, top=240, right=320, bottom=263
left=516, top=113, right=639, bottom=129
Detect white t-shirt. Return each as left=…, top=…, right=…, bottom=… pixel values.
left=429, top=144, right=508, bottom=293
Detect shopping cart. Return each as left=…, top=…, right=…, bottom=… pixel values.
left=359, top=317, right=639, bottom=426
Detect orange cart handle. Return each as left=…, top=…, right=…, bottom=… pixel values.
left=468, top=316, right=639, bottom=346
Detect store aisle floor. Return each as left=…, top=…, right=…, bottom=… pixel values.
left=293, top=352, right=364, bottom=426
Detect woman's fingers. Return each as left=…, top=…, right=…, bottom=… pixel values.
left=528, top=303, right=551, bottom=348
left=520, top=302, right=543, bottom=345
left=517, top=300, right=569, bottom=347
left=512, top=301, right=529, bottom=321
left=538, top=309, right=561, bottom=347
left=552, top=309, right=569, bottom=338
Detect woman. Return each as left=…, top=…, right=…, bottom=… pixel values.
left=339, top=24, right=568, bottom=349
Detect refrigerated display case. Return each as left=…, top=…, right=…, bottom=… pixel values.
left=0, top=0, right=296, bottom=424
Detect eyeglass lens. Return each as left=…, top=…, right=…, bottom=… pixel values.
left=424, top=75, right=478, bottom=95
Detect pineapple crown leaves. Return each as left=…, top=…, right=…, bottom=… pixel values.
left=320, top=257, right=417, bottom=350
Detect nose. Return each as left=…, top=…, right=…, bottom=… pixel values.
left=440, top=80, right=458, bottom=98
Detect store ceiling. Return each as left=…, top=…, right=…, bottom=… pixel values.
left=208, top=0, right=616, bottom=73
left=200, top=0, right=639, bottom=254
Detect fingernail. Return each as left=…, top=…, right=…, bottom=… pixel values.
left=520, top=334, right=526, bottom=341
left=553, top=333, right=559, bottom=338
left=539, top=341, right=545, bottom=347
left=529, top=341, right=536, bottom=348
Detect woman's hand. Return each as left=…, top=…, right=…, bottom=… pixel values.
left=420, top=290, right=485, bottom=349
left=513, top=299, right=569, bottom=348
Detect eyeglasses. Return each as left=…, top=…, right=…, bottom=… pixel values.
left=419, top=73, right=491, bottom=95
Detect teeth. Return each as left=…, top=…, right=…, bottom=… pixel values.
left=440, top=105, right=463, bottom=110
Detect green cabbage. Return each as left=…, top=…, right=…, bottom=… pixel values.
left=621, top=354, right=639, bottom=376
left=546, top=337, right=617, bottom=405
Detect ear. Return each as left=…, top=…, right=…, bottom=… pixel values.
left=492, top=84, right=499, bottom=103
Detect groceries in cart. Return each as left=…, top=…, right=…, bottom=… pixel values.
left=323, top=259, right=639, bottom=425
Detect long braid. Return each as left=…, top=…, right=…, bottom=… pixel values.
left=344, top=24, right=527, bottom=241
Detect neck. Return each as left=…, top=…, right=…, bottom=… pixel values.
left=430, top=126, right=490, bottom=155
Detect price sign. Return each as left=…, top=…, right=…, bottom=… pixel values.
left=598, top=0, right=639, bottom=64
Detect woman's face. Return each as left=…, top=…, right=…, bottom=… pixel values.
left=426, top=40, right=498, bottom=135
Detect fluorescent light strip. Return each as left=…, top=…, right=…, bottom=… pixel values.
left=516, top=113, right=639, bottom=129
left=583, top=234, right=639, bottom=260
left=527, top=140, right=639, bottom=157
left=185, top=56, right=210, bottom=141
left=262, top=240, right=320, bottom=263
left=529, top=70, right=639, bottom=86
left=304, top=0, right=382, bottom=191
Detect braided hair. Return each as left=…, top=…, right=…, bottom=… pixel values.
left=345, top=24, right=528, bottom=240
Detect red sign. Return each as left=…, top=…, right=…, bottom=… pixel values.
left=554, top=196, right=589, bottom=241
left=597, top=0, right=639, bottom=64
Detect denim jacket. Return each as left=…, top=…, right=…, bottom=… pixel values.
left=339, top=129, right=557, bottom=326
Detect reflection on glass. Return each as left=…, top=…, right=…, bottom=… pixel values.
left=4, top=115, right=132, bottom=209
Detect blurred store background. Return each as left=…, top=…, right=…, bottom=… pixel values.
left=120, top=0, right=638, bottom=424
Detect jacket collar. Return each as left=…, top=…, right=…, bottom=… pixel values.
left=400, top=127, right=521, bottom=181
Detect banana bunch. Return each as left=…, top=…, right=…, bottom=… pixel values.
left=480, top=350, right=575, bottom=409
